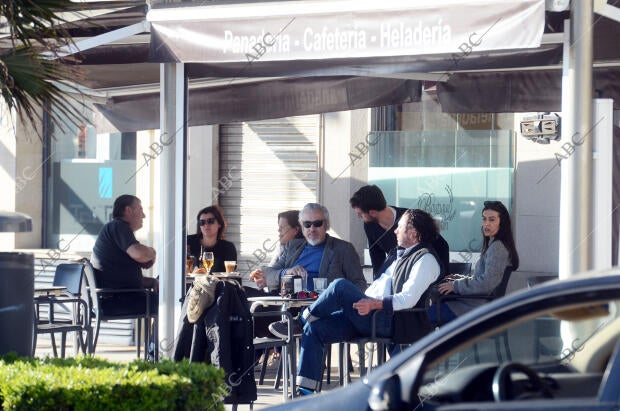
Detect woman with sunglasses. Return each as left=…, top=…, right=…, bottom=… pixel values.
left=187, top=205, right=237, bottom=274
left=429, top=200, right=519, bottom=324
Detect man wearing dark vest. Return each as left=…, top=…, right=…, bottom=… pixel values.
left=290, top=208, right=441, bottom=395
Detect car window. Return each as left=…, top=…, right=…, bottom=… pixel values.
left=412, top=300, right=619, bottom=408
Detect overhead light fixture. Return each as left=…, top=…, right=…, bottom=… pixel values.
left=520, top=113, right=561, bottom=144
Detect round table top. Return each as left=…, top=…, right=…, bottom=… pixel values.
left=247, top=295, right=316, bottom=306
left=186, top=272, right=242, bottom=280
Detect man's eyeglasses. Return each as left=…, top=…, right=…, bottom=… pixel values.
left=302, top=220, right=324, bottom=228
left=199, top=218, right=217, bottom=226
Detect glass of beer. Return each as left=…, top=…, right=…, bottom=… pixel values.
left=186, top=253, right=194, bottom=274
left=224, top=260, right=237, bottom=273
left=202, top=252, right=214, bottom=274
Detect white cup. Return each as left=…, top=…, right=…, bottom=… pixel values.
left=313, top=277, right=327, bottom=293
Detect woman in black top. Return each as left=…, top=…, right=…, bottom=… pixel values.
left=187, top=205, right=237, bottom=273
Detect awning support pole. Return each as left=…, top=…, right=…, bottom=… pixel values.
left=157, top=62, right=186, bottom=357
left=559, top=1, right=593, bottom=278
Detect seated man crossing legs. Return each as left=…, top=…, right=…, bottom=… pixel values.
left=269, top=209, right=441, bottom=394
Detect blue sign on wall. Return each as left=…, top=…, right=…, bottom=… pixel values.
left=98, top=167, right=113, bottom=199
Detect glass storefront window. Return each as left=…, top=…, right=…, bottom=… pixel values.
left=369, top=128, right=514, bottom=257
left=45, top=105, right=138, bottom=251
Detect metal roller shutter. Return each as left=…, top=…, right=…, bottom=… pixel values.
left=219, top=115, right=321, bottom=276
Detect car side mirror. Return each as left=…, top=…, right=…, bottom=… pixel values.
left=368, top=374, right=402, bottom=411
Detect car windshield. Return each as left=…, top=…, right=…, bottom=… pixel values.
left=412, top=299, right=620, bottom=407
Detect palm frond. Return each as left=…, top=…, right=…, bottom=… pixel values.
left=1, top=47, right=87, bottom=134
left=0, top=0, right=75, bottom=52
left=1, top=0, right=88, bottom=135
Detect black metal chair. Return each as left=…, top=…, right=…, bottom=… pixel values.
left=251, top=309, right=294, bottom=387
left=319, top=342, right=357, bottom=389
left=431, top=266, right=513, bottom=361
left=337, top=304, right=433, bottom=385
left=81, top=258, right=158, bottom=360
left=249, top=300, right=301, bottom=396
left=33, top=263, right=93, bottom=358
left=331, top=264, right=470, bottom=381
left=448, top=262, right=472, bottom=277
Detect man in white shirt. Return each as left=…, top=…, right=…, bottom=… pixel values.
left=285, top=208, right=441, bottom=394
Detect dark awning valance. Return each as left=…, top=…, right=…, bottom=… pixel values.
left=94, top=76, right=421, bottom=132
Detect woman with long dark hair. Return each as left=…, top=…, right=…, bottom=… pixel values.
left=186, top=205, right=237, bottom=274
left=430, top=200, right=519, bottom=323
left=268, top=210, right=303, bottom=265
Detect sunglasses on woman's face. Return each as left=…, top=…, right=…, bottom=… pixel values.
left=199, top=218, right=217, bottom=226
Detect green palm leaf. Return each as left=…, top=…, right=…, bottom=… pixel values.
left=1, top=47, right=85, bottom=131
left=1, top=0, right=87, bottom=134
left=1, top=0, right=74, bottom=50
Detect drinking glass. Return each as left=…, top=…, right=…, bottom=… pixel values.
left=202, top=252, right=214, bottom=274
left=186, top=253, right=194, bottom=274
left=313, top=278, right=327, bottom=293
left=224, top=260, right=237, bottom=273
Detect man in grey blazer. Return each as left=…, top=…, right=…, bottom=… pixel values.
left=252, top=203, right=367, bottom=293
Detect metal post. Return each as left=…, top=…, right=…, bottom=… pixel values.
left=559, top=1, right=593, bottom=279
left=158, top=62, right=186, bottom=358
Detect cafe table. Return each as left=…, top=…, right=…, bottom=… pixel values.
left=185, top=272, right=243, bottom=292
left=34, top=285, right=67, bottom=297
left=247, top=295, right=315, bottom=401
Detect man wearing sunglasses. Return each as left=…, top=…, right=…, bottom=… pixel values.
left=254, top=203, right=367, bottom=296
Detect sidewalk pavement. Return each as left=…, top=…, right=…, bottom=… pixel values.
left=33, top=338, right=370, bottom=410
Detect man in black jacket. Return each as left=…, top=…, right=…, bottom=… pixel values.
left=350, top=185, right=450, bottom=279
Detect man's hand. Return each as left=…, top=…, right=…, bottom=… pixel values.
left=438, top=280, right=455, bottom=295
left=140, top=259, right=155, bottom=269
left=352, top=298, right=382, bottom=316
left=285, top=265, right=307, bottom=278
left=250, top=269, right=267, bottom=289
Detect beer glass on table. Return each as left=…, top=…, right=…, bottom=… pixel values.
left=202, top=252, right=214, bottom=274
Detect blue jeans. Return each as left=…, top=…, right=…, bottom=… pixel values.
left=296, top=278, right=392, bottom=390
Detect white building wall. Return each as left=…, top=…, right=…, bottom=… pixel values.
left=0, top=102, right=43, bottom=249
left=0, top=102, right=17, bottom=249
left=512, top=113, right=562, bottom=291
left=322, top=109, right=370, bottom=264
left=186, top=125, right=217, bottom=231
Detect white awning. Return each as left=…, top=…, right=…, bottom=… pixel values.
left=147, top=0, right=545, bottom=65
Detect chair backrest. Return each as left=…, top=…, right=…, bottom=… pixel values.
left=53, top=263, right=84, bottom=295
left=448, top=262, right=472, bottom=276
left=393, top=287, right=434, bottom=344
left=490, top=266, right=513, bottom=299
left=81, top=259, right=101, bottom=315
